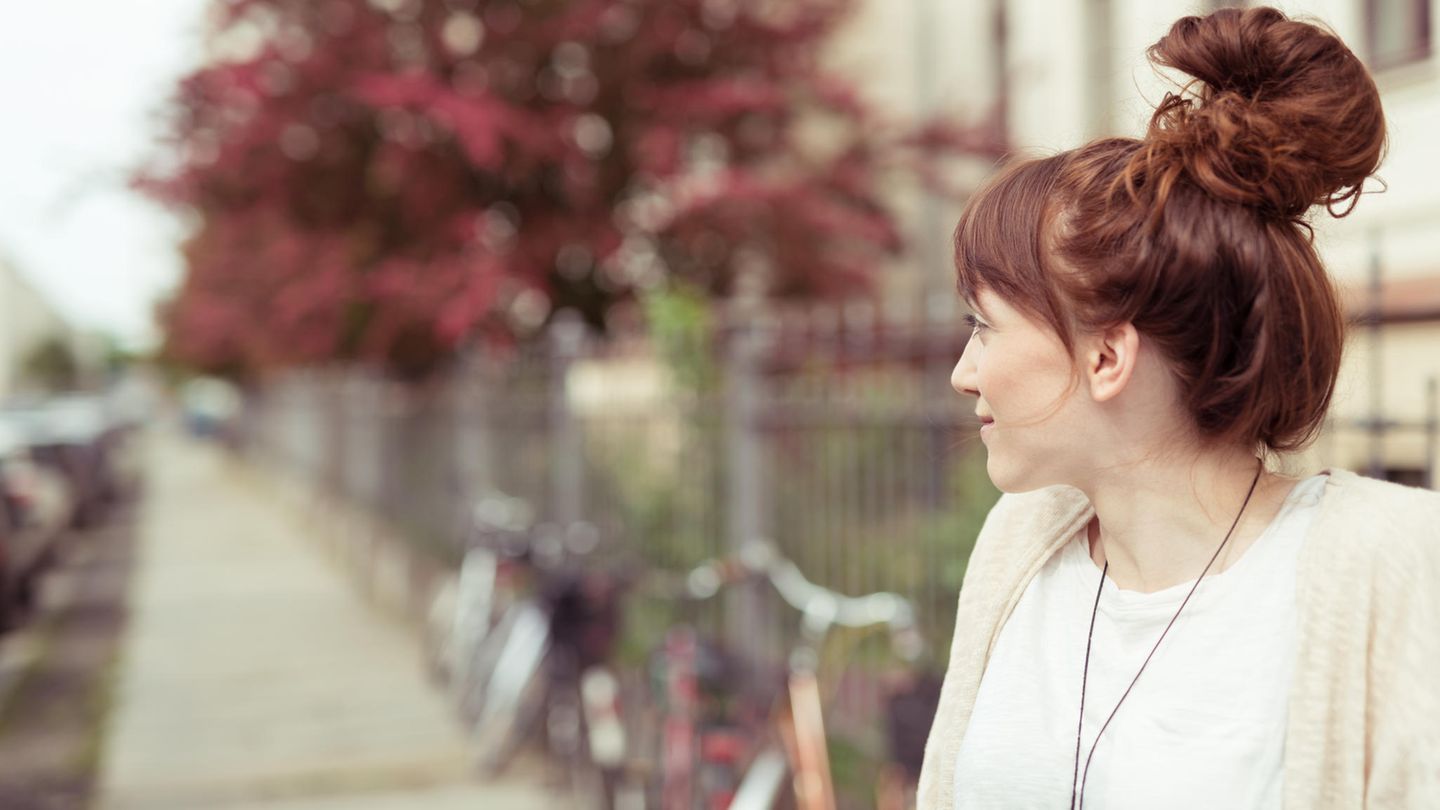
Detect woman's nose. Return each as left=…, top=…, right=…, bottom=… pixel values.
left=951, top=339, right=980, bottom=397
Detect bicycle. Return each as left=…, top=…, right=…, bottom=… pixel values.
left=432, top=520, right=938, bottom=810
left=422, top=492, right=533, bottom=703
left=618, top=553, right=758, bottom=810
left=624, top=541, right=934, bottom=810
left=722, top=540, right=929, bottom=810
left=433, top=511, right=635, bottom=807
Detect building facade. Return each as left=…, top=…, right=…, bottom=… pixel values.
left=0, top=254, right=80, bottom=397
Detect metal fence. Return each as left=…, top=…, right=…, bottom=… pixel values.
left=240, top=305, right=997, bottom=750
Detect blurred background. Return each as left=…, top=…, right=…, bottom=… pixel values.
left=0, top=0, right=1435, bottom=808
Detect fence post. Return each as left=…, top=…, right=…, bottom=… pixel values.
left=924, top=303, right=954, bottom=509
left=724, top=312, right=774, bottom=660
left=550, top=310, right=587, bottom=528
left=1366, top=237, right=1385, bottom=480
left=325, top=370, right=346, bottom=499
left=356, top=370, right=386, bottom=512
left=1427, top=376, right=1437, bottom=490
left=452, top=350, right=495, bottom=536
left=375, top=376, right=402, bottom=523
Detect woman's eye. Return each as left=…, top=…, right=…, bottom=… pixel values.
left=963, top=313, right=989, bottom=335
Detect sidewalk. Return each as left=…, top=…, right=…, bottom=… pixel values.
left=96, top=434, right=565, bottom=809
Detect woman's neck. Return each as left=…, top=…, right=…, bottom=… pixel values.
left=1078, top=451, right=1301, bottom=593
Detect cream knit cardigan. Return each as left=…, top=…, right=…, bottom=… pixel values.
left=917, top=468, right=1440, bottom=809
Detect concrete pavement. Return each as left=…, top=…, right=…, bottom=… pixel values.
left=96, top=434, right=566, bottom=809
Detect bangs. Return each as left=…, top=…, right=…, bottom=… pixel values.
left=953, top=155, right=1070, bottom=336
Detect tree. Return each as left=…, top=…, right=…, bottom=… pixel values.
left=18, top=334, right=80, bottom=393
left=142, top=0, right=1002, bottom=378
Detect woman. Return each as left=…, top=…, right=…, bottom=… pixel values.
left=918, top=7, right=1440, bottom=810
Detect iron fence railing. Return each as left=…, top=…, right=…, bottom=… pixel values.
left=239, top=306, right=997, bottom=745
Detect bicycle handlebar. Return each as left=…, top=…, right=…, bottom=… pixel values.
left=467, top=493, right=604, bottom=566
left=636, top=555, right=752, bottom=602
left=739, top=539, right=927, bottom=663
left=750, top=548, right=913, bottom=628
left=462, top=499, right=928, bottom=662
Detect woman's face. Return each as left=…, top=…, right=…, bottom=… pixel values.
left=951, top=288, right=1090, bottom=492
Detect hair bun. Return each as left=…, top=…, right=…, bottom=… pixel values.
left=1143, top=6, right=1385, bottom=219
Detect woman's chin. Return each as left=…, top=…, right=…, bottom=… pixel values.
left=983, top=455, right=1012, bottom=492
left=984, top=453, right=1042, bottom=495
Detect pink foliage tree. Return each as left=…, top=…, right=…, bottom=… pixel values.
left=142, top=0, right=1002, bottom=378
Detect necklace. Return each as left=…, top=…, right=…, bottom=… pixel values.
left=1069, top=458, right=1265, bottom=810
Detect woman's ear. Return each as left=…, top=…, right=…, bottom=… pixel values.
left=1085, top=321, right=1139, bottom=403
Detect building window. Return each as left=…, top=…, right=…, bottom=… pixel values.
left=1367, top=0, right=1433, bottom=69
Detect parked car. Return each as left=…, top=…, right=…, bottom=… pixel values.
left=0, top=422, right=27, bottom=535
left=0, top=395, right=129, bottom=529
left=0, top=427, right=21, bottom=632
left=0, top=422, right=70, bottom=632
left=0, top=390, right=139, bottom=633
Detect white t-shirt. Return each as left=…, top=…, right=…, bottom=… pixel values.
left=953, top=473, right=1329, bottom=809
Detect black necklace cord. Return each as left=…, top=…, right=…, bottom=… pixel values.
left=1070, top=558, right=1108, bottom=810
left=1071, top=458, right=1265, bottom=810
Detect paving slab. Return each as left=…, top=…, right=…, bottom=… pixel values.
left=97, top=434, right=569, bottom=809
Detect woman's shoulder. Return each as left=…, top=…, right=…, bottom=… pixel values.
left=1305, top=468, right=1440, bottom=577
left=1316, top=468, right=1440, bottom=528
left=1291, top=471, right=1440, bottom=802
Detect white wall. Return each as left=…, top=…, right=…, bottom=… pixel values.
left=826, top=0, right=1008, bottom=320
left=0, top=256, right=76, bottom=397
left=831, top=0, right=1439, bottom=310
left=1002, top=0, right=1440, bottom=285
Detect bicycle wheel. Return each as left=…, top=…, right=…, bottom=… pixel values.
left=427, top=548, right=499, bottom=690
left=729, top=744, right=789, bottom=810
left=456, top=577, right=525, bottom=724
left=470, top=600, right=551, bottom=773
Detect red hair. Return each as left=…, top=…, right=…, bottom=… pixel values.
left=955, top=6, right=1386, bottom=454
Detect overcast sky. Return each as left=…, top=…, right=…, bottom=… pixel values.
left=0, top=1, right=209, bottom=350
